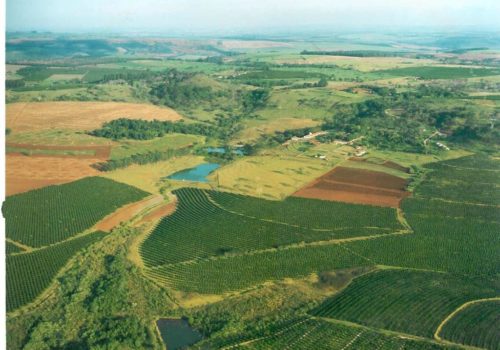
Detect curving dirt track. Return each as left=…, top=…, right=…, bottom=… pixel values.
left=94, top=195, right=164, bottom=232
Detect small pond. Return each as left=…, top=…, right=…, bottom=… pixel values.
left=206, top=147, right=245, bottom=156
left=166, top=163, right=220, bottom=182
left=156, top=318, right=202, bottom=350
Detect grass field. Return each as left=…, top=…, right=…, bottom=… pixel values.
left=211, top=154, right=335, bottom=199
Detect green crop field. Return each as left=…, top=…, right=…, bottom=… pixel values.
left=346, top=155, right=500, bottom=276
left=141, top=187, right=401, bottom=266
left=439, top=300, right=500, bottom=350
left=6, top=242, right=24, bottom=254
left=140, top=187, right=402, bottom=292
left=4, top=177, right=149, bottom=247
left=208, top=189, right=402, bottom=230
left=204, top=317, right=454, bottom=350
left=310, top=269, right=498, bottom=338
left=7, top=231, right=106, bottom=311
left=146, top=244, right=370, bottom=294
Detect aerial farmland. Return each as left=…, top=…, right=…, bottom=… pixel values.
left=3, top=2, right=500, bottom=349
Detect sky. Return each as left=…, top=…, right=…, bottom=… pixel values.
left=6, top=0, right=500, bottom=34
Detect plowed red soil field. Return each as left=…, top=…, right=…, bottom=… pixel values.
left=293, top=166, right=410, bottom=207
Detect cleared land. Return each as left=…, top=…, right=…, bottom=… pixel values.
left=6, top=101, right=182, bottom=133
left=6, top=154, right=101, bottom=196
left=293, top=166, right=410, bottom=207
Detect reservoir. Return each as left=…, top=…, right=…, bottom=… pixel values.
left=166, top=163, right=220, bottom=182
left=156, top=318, right=202, bottom=350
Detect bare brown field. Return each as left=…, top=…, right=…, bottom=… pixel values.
left=94, top=195, right=163, bottom=232
left=6, top=154, right=101, bottom=196
left=6, top=101, right=182, bottom=133
left=293, top=166, right=410, bottom=207
left=137, top=200, right=177, bottom=224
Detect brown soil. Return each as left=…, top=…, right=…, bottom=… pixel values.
left=293, top=166, right=410, bottom=208
left=7, top=142, right=111, bottom=159
left=94, top=195, right=163, bottom=232
left=324, top=167, right=407, bottom=190
left=7, top=101, right=182, bottom=133
left=138, top=201, right=177, bottom=224
left=6, top=154, right=101, bottom=196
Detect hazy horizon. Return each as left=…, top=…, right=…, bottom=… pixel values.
left=7, top=0, right=500, bottom=35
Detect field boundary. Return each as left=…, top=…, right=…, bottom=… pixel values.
left=434, top=297, right=500, bottom=343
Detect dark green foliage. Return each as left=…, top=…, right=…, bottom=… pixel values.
left=4, top=177, right=149, bottom=247
left=7, top=232, right=105, bottom=311
left=440, top=301, right=500, bottom=350
left=310, top=269, right=498, bottom=338
left=6, top=242, right=23, bottom=254
left=149, top=69, right=215, bottom=108
left=90, top=118, right=219, bottom=140
left=16, top=66, right=87, bottom=81
left=6, top=79, right=25, bottom=89
left=241, top=88, right=270, bottom=112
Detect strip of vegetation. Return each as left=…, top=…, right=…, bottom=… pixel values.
left=92, top=146, right=193, bottom=171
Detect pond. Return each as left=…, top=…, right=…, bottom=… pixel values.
left=166, top=163, right=220, bottom=182
left=156, top=318, right=202, bottom=350
left=206, top=147, right=245, bottom=156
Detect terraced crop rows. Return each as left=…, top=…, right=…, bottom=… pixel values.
left=146, top=244, right=369, bottom=294
left=208, top=190, right=402, bottom=230
left=7, top=232, right=105, bottom=311
left=310, top=269, right=498, bottom=338
left=439, top=300, right=500, bottom=350
left=202, top=317, right=453, bottom=350
left=141, top=188, right=400, bottom=268
left=4, top=177, right=149, bottom=247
